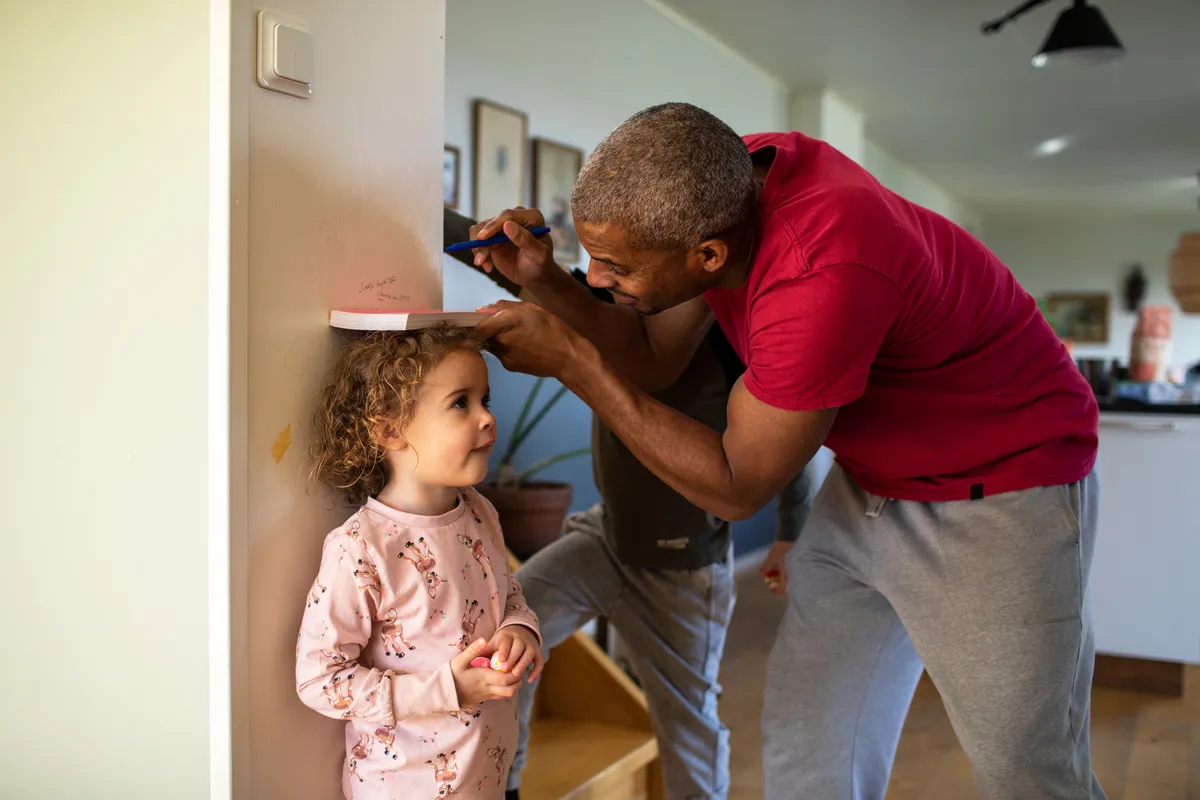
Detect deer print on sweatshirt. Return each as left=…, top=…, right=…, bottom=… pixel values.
left=450, top=599, right=484, bottom=651
left=322, top=673, right=356, bottom=718
left=348, top=733, right=373, bottom=782
left=374, top=725, right=399, bottom=759
left=399, top=537, right=445, bottom=598
left=456, top=530, right=492, bottom=579
left=354, top=558, right=381, bottom=595
left=486, top=740, right=509, bottom=787
left=307, top=578, right=326, bottom=607
left=449, top=708, right=482, bottom=728
left=380, top=608, right=416, bottom=657
left=427, top=751, right=459, bottom=797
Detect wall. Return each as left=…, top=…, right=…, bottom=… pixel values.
left=984, top=213, right=1200, bottom=370
left=443, top=0, right=792, bottom=554
left=864, top=140, right=982, bottom=235
left=0, top=1, right=221, bottom=797
left=231, top=1, right=445, bottom=798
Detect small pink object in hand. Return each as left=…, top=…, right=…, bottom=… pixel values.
left=470, top=653, right=506, bottom=671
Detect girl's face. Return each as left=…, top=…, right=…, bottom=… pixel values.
left=392, top=348, right=496, bottom=488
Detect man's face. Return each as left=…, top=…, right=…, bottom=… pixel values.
left=576, top=221, right=728, bottom=315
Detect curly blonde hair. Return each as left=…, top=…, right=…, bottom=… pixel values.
left=310, top=324, right=482, bottom=505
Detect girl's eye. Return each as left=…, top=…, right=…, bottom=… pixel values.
left=482, top=394, right=491, bottom=409
left=452, top=396, right=467, bottom=410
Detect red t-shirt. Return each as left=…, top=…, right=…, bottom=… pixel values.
left=704, top=132, right=1098, bottom=502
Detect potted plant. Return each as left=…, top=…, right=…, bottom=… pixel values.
left=478, top=377, right=590, bottom=559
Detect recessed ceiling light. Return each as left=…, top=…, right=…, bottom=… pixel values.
left=1034, top=136, right=1072, bottom=156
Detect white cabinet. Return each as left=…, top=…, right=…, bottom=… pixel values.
left=1090, top=413, right=1200, bottom=664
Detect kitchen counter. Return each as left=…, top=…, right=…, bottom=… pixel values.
left=1090, top=411, right=1200, bottom=665
left=1097, top=399, right=1200, bottom=415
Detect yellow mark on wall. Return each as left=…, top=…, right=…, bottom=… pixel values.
left=272, top=424, right=293, bottom=464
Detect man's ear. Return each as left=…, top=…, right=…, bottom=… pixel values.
left=689, top=238, right=731, bottom=275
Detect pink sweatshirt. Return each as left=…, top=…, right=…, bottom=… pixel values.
left=296, top=488, right=541, bottom=799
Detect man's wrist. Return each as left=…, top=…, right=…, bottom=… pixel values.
left=525, top=261, right=571, bottom=296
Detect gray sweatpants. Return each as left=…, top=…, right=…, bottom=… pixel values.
left=508, top=505, right=735, bottom=800
left=764, top=465, right=1106, bottom=800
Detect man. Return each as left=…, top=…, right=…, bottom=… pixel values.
left=444, top=207, right=814, bottom=800
left=470, top=103, right=1104, bottom=800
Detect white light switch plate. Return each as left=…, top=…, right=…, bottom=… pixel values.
left=256, top=10, right=312, bottom=99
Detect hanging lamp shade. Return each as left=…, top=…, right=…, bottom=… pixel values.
left=1168, top=231, right=1200, bottom=313
left=1031, top=1, right=1125, bottom=67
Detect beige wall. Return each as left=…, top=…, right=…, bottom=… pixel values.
left=864, top=140, right=983, bottom=235
left=231, top=1, right=446, bottom=797
left=0, top=1, right=220, bottom=797
left=985, top=212, right=1200, bottom=370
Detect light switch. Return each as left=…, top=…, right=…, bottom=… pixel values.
left=273, top=24, right=313, bottom=85
left=256, top=10, right=312, bottom=99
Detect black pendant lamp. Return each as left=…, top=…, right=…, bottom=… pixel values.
left=1032, top=0, right=1124, bottom=66
left=982, top=0, right=1125, bottom=67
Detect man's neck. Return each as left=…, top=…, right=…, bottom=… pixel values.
left=719, top=207, right=761, bottom=291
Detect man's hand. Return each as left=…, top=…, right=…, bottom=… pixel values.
left=475, top=300, right=589, bottom=379
left=449, top=638, right=523, bottom=707
left=760, top=541, right=793, bottom=597
left=490, top=625, right=545, bottom=684
left=470, top=209, right=560, bottom=289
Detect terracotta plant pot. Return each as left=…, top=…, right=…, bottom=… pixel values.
left=477, top=481, right=574, bottom=560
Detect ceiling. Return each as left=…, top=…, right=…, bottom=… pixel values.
left=662, top=0, right=1200, bottom=215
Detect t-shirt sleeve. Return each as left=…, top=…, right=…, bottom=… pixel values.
left=742, top=263, right=905, bottom=411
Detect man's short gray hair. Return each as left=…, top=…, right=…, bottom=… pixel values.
left=571, top=103, right=755, bottom=251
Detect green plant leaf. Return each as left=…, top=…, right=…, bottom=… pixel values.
left=500, top=377, right=544, bottom=467
left=504, top=384, right=571, bottom=466
left=516, top=447, right=592, bottom=483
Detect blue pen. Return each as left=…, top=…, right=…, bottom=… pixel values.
left=443, top=225, right=551, bottom=254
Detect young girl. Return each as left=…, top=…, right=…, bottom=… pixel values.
left=296, top=325, right=544, bottom=799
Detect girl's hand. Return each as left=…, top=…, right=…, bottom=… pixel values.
left=760, top=541, right=793, bottom=597
left=491, top=625, right=545, bottom=684
left=449, top=639, right=522, bottom=707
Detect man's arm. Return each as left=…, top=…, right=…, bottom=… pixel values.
left=448, top=208, right=706, bottom=387
left=562, top=341, right=835, bottom=521
left=522, top=268, right=713, bottom=392
left=472, top=212, right=712, bottom=392
left=483, top=261, right=904, bottom=521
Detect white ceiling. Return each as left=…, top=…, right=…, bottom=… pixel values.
left=662, top=0, right=1200, bottom=215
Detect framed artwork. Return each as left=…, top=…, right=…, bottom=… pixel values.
left=472, top=99, right=527, bottom=219
left=1044, top=292, right=1110, bottom=344
left=532, top=137, right=584, bottom=265
left=442, top=145, right=460, bottom=209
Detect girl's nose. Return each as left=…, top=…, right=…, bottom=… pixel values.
left=480, top=409, right=496, bottom=430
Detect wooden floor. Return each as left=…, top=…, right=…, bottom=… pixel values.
left=719, top=569, right=1200, bottom=799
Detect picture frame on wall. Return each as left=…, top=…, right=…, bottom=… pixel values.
left=442, top=145, right=460, bottom=209
left=532, top=137, right=584, bottom=265
left=1045, top=292, right=1110, bottom=344
left=472, top=99, right=527, bottom=219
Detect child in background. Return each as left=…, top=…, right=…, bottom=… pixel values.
left=296, top=325, right=544, bottom=800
